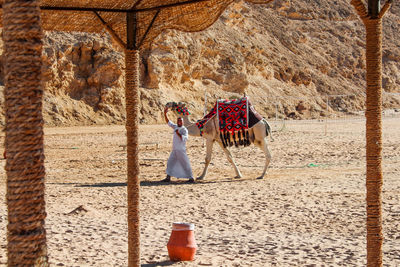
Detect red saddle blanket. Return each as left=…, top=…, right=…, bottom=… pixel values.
left=217, top=98, right=248, bottom=133
left=196, top=97, right=262, bottom=136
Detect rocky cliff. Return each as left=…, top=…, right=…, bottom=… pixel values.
left=0, top=0, right=399, bottom=126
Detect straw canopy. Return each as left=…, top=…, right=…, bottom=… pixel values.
left=0, top=0, right=273, bottom=49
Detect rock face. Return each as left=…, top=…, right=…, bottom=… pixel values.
left=41, top=33, right=125, bottom=126
left=0, top=0, right=399, bottom=126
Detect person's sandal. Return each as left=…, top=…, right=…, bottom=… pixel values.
left=160, top=177, right=171, bottom=183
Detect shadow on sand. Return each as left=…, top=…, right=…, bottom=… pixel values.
left=76, top=182, right=127, bottom=188
left=141, top=260, right=176, bottom=267
left=140, top=180, right=198, bottom=187
left=47, top=182, right=127, bottom=188
left=48, top=177, right=261, bottom=188
left=140, top=177, right=260, bottom=186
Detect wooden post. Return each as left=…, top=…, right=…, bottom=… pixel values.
left=351, top=0, right=392, bottom=266
left=368, top=0, right=380, bottom=18
left=365, top=16, right=383, bottom=267
left=126, top=11, right=141, bottom=267
left=3, top=0, right=48, bottom=265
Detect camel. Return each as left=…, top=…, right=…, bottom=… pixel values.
left=165, top=101, right=272, bottom=180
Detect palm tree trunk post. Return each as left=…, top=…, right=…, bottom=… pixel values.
left=126, top=11, right=141, bottom=267
left=2, top=0, right=48, bottom=265
left=351, top=0, right=393, bottom=266
left=365, top=17, right=383, bottom=267
left=125, top=48, right=141, bottom=267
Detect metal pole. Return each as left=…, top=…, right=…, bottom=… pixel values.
left=325, top=95, right=329, bottom=135
left=203, top=90, right=207, bottom=147
left=204, top=90, right=207, bottom=117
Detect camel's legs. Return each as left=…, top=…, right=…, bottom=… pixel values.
left=257, top=137, right=271, bottom=179
left=197, top=138, right=214, bottom=180
left=217, top=142, right=242, bottom=178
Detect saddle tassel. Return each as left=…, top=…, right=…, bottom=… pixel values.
left=245, top=130, right=250, bottom=146
left=222, top=131, right=229, bottom=147
left=233, top=131, right=238, bottom=147
left=224, top=131, right=229, bottom=147
left=225, top=131, right=230, bottom=147
left=241, top=129, right=246, bottom=146
left=238, top=130, right=243, bottom=146
left=220, top=132, right=227, bottom=148
left=227, top=132, right=233, bottom=147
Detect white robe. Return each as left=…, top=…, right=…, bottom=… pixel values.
left=166, top=121, right=193, bottom=179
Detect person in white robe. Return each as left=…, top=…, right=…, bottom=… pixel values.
left=160, top=106, right=194, bottom=183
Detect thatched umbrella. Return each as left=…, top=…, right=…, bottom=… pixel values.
left=350, top=0, right=393, bottom=266
left=0, top=0, right=273, bottom=266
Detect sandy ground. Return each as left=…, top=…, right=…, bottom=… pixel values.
left=0, top=118, right=399, bottom=266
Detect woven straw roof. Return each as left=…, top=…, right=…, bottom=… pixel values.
left=0, top=0, right=273, bottom=48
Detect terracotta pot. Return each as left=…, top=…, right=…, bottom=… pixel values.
left=167, top=222, right=197, bottom=261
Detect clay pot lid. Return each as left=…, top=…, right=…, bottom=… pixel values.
left=172, top=222, right=194, bottom=231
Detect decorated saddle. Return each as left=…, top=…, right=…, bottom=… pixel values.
left=165, top=101, right=190, bottom=116
left=196, top=97, right=263, bottom=148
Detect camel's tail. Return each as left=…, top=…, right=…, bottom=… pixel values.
left=264, top=119, right=274, bottom=142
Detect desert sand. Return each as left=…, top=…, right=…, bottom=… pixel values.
left=0, top=117, right=399, bottom=266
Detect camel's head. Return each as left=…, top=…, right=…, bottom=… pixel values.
left=165, top=102, right=191, bottom=116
